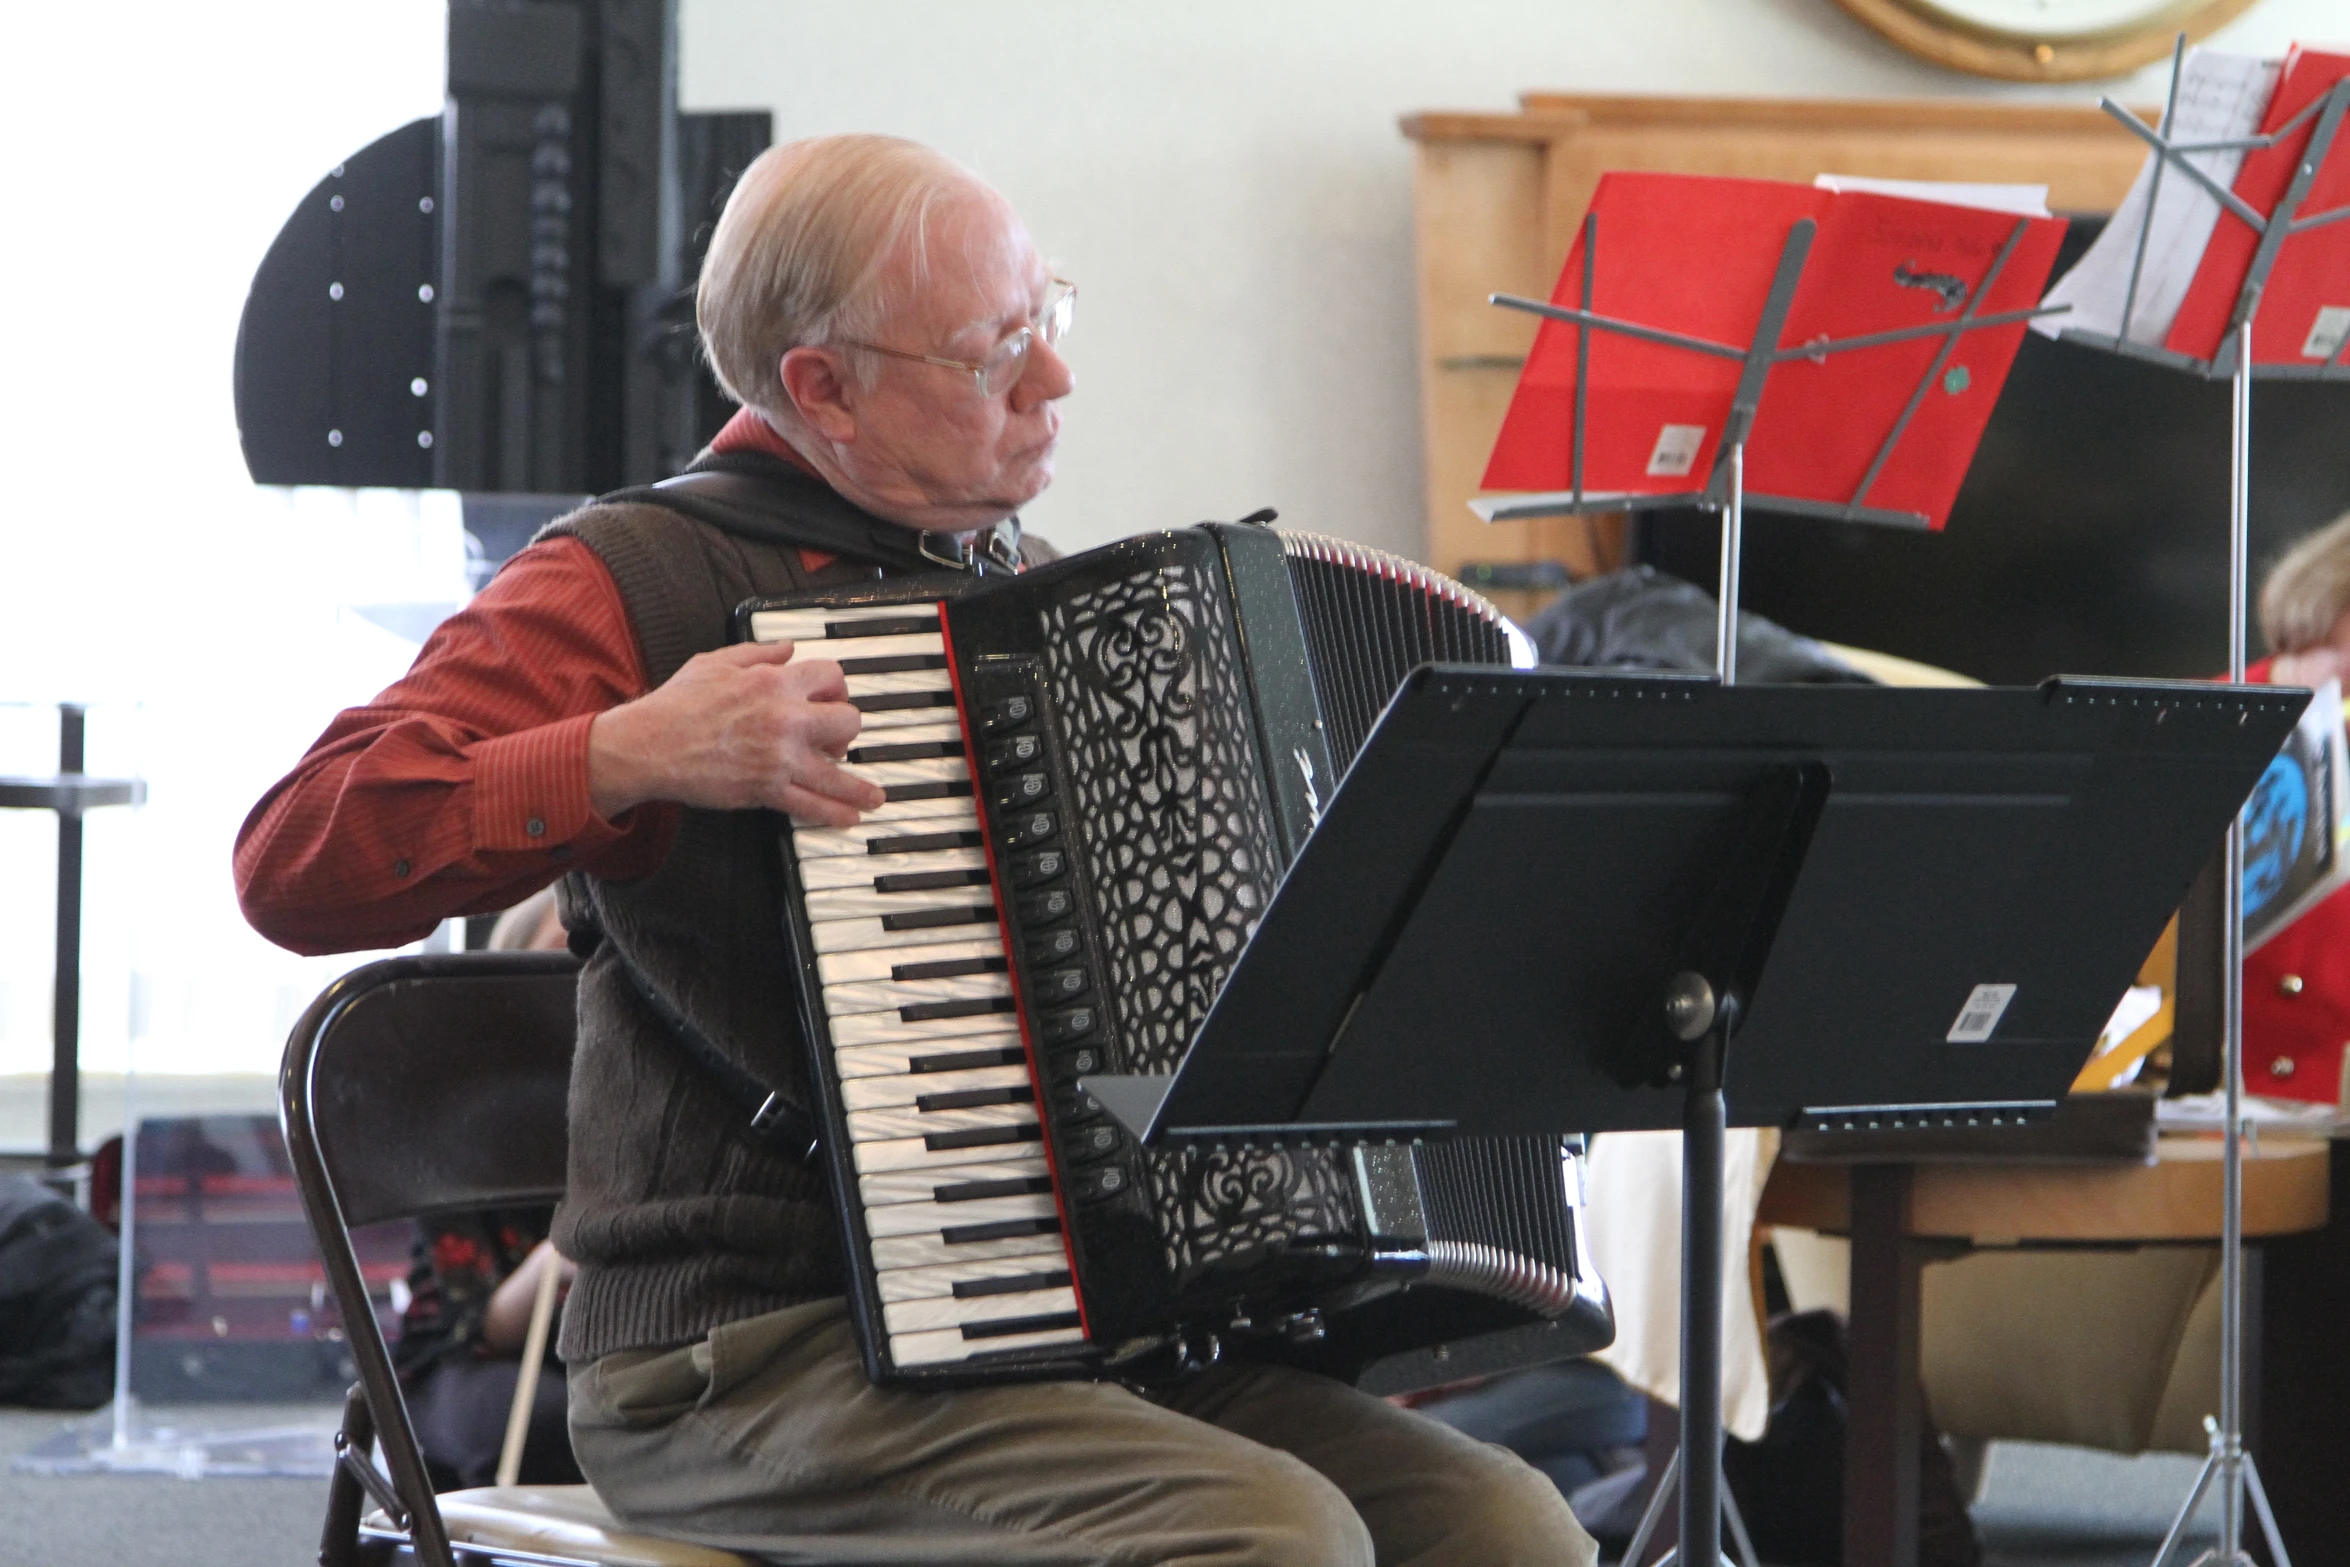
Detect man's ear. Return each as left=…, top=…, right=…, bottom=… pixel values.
left=778, top=346, right=860, bottom=443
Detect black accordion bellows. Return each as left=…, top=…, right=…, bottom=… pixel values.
left=1279, top=532, right=1524, bottom=767
left=741, top=520, right=1611, bottom=1391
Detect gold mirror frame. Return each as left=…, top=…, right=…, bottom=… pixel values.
left=1832, top=0, right=2262, bottom=81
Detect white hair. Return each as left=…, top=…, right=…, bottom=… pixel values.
left=696, top=134, right=980, bottom=414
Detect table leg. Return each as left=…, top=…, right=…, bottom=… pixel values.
left=2248, top=1141, right=2350, bottom=1567
left=1846, top=1163, right=1922, bottom=1567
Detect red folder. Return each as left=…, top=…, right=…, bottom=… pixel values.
left=2164, top=46, right=2350, bottom=367
left=1482, top=172, right=2067, bottom=530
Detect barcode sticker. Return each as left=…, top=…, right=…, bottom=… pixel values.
left=1647, top=424, right=1706, bottom=478
left=2302, top=306, right=2350, bottom=362
left=1946, top=983, right=2017, bottom=1043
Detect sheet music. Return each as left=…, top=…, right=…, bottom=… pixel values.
left=2036, top=48, right=2280, bottom=349
left=1814, top=174, right=2049, bottom=217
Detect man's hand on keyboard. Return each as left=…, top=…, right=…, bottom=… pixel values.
left=587, top=640, right=886, bottom=826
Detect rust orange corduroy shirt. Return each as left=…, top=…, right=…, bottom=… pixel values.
left=235, top=411, right=836, bottom=955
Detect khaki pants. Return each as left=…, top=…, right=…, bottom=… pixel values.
left=569, top=1298, right=1598, bottom=1567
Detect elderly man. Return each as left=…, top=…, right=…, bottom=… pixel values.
left=236, top=133, right=1594, bottom=1567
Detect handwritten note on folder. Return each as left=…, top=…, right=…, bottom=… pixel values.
left=1480, top=172, right=2068, bottom=531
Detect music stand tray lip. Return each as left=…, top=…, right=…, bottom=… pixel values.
left=1797, top=1098, right=2058, bottom=1124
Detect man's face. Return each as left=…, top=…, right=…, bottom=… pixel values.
left=823, top=186, right=1073, bottom=532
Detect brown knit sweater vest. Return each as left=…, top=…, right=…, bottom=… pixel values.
left=541, top=495, right=893, bottom=1363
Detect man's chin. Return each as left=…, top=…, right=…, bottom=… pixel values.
left=999, top=453, right=1056, bottom=512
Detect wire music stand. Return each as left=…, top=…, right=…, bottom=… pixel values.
left=1476, top=206, right=2067, bottom=685
left=2052, top=36, right=2350, bottom=1567
left=1468, top=192, right=2063, bottom=1563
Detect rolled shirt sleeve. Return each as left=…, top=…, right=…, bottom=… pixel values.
left=234, top=536, right=677, bottom=956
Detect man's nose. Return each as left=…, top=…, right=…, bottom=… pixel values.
left=1013, top=337, right=1075, bottom=409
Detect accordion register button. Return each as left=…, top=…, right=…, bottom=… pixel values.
left=981, top=695, right=1035, bottom=733
left=1028, top=928, right=1082, bottom=967
left=985, top=733, right=1045, bottom=773
left=1018, top=888, right=1076, bottom=926
left=1038, top=1004, right=1096, bottom=1045
left=999, top=810, right=1057, bottom=850
left=993, top=772, right=1051, bottom=811
left=1011, top=848, right=1068, bottom=887
left=1064, top=1121, right=1121, bottom=1163
left=1071, top=1163, right=1128, bottom=1202
left=1033, top=966, right=1090, bottom=1002
left=1053, top=1043, right=1103, bottom=1077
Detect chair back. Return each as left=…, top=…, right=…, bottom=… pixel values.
left=279, top=950, right=581, bottom=1567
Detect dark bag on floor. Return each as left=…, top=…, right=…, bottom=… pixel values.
left=0, top=1174, right=118, bottom=1409
left=1722, top=1308, right=1980, bottom=1567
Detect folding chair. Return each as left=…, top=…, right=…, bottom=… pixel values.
left=280, top=951, right=752, bottom=1567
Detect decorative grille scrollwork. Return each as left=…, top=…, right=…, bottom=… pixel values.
left=1041, top=563, right=1359, bottom=1283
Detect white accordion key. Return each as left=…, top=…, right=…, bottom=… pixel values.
left=830, top=1009, right=1024, bottom=1049
left=853, top=1131, right=1043, bottom=1175
left=854, top=1157, right=1051, bottom=1207
left=860, top=1190, right=1058, bottom=1238
left=792, top=815, right=984, bottom=860
left=747, top=603, right=941, bottom=644
left=868, top=1228, right=1064, bottom=1272
left=853, top=704, right=964, bottom=733
left=830, top=1034, right=1025, bottom=1081
left=882, top=1285, right=1079, bottom=1337
left=838, top=757, right=973, bottom=793
left=799, top=847, right=990, bottom=892
left=811, top=909, right=1000, bottom=958
left=816, top=937, right=1004, bottom=986
left=845, top=720, right=965, bottom=757
left=821, top=632, right=948, bottom=664
left=889, top=1319, right=1086, bottom=1367
left=875, top=1256, right=1072, bottom=1304
left=838, top=1065, right=1032, bottom=1113
left=835, top=795, right=983, bottom=827
left=846, top=1103, right=1038, bottom=1143
left=822, top=975, right=1014, bottom=1019
left=843, top=669, right=953, bottom=699
left=804, top=885, right=993, bottom=924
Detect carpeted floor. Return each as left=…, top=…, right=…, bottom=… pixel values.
left=0, top=1404, right=330, bottom=1567
left=0, top=1401, right=2233, bottom=1567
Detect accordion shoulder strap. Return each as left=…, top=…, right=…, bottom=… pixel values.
left=598, top=450, right=1024, bottom=577
left=559, top=873, right=823, bottom=1164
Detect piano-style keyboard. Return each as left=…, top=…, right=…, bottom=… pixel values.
left=749, top=601, right=1090, bottom=1371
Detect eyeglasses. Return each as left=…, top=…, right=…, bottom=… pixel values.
left=839, top=279, right=1075, bottom=398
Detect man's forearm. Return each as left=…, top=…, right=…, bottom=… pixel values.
left=234, top=709, right=670, bottom=955
left=235, top=537, right=665, bottom=956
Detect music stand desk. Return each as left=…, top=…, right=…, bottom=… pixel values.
left=1757, top=1136, right=2336, bottom=1565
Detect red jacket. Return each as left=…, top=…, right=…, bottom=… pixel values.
left=2241, top=656, right=2350, bottom=1103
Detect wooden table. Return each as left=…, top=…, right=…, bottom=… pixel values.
left=1755, top=1137, right=2337, bottom=1567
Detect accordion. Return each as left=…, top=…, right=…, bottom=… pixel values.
left=740, top=522, right=1614, bottom=1389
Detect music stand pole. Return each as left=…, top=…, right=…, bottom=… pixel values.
left=1679, top=1023, right=1730, bottom=1567
left=2107, top=55, right=2350, bottom=1567
left=1717, top=443, right=1744, bottom=687
left=2218, top=332, right=2251, bottom=1567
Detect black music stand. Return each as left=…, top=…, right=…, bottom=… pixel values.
left=2048, top=42, right=2350, bottom=1567
left=1089, top=667, right=2302, bottom=1567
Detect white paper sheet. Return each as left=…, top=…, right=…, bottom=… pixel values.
left=2036, top=49, right=2281, bottom=350
left=1814, top=174, right=2050, bottom=217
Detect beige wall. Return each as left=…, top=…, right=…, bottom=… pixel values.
left=682, top=0, right=2343, bottom=561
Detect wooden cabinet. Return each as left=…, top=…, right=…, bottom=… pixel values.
left=1401, top=94, right=2157, bottom=618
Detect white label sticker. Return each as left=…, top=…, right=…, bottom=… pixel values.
left=1647, top=424, right=1706, bottom=478
left=1946, top=983, right=2018, bottom=1043
left=2302, top=305, right=2350, bottom=362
